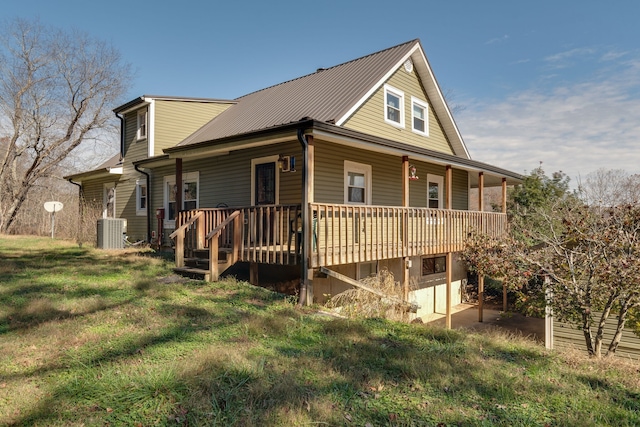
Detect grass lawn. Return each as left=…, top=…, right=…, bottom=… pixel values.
left=1, top=235, right=639, bottom=426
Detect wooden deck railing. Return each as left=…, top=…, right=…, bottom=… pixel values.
left=173, top=204, right=507, bottom=272
left=308, top=203, right=507, bottom=268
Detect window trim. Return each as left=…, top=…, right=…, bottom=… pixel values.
left=422, top=255, right=447, bottom=276
left=384, top=84, right=405, bottom=128
left=411, top=96, right=429, bottom=136
left=163, top=172, right=199, bottom=228
left=250, top=155, right=280, bottom=206
left=135, top=179, right=147, bottom=216
left=427, top=174, right=444, bottom=209
left=344, top=160, right=372, bottom=205
left=137, top=109, right=148, bottom=141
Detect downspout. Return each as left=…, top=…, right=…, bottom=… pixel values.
left=297, top=126, right=310, bottom=306
left=134, top=164, right=152, bottom=242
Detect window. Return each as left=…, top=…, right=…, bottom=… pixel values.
left=137, top=109, right=147, bottom=140
left=411, top=97, right=429, bottom=136
left=384, top=84, right=404, bottom=128
left=427, top=174, right=443, bottom=209
left=422, top=256, right=446, bottom=276
left=103, top=183, right=116, bottom=218
left=163, top=172, right=199, bottom=227
left=344, top=160, right=371, bottom=204
left=136, top=180, right=147, bottom=216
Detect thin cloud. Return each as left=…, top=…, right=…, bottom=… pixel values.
left=485, top=35, right=509, bottom=45
left=458, top=57, right=640, bottom=184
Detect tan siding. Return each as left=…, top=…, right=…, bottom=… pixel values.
left=314, top=141, right=402, bottom=206
left=342, top=67, right=454, bottom=155
left=123, top=110, right=149, bottom=163
left=554, top=314, right=640, bottom=360
left=153, top=100, right=232, bottom=155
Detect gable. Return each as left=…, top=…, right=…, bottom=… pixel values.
left=153, top=100, right=233, bottom=155
left=341, top=66, right=454, bottom=155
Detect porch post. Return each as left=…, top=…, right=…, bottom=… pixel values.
left=501, top=177, right=507, bottom=213
left=445, top=165, right=452, bottom=329
left=502, top=177, right=508, bottom=311
left=478, top=172, right=484, bottom=322
left=446, top=252, right=452, bottom=329
left=402, top=156, right=409, bottom=207
left=300, top=133, right=314, bottom=306
left=402, top=156, right=410, bottom=303
left=176, top=158, right=183, bottom=215
left=445, top=165, right=452, bottom=210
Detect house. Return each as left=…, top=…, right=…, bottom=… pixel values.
left=66, top=39, right=521, bottom=323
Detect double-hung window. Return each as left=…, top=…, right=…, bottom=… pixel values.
left=137, top=109, right=147, bottom=140
left=411, top=97, right=429, bottom=136
left=163, top=172, right=199, bottom=227
left=344, top=160, right=371, bottom=204
left=427, top=174, right=444, bottom=209
left=136, top=180, right=147, bottom=216
left=384, top=84, right=405, bottom=128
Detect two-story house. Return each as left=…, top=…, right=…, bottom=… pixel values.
left=67, top=39, right=521, bottom=322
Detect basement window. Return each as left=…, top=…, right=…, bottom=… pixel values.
left=422, top=256, right=446, bottom=276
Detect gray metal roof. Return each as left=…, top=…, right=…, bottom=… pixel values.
left=177, top=40, right=421, bottom=147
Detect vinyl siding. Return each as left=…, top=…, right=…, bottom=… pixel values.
left=342, top=67, right=454, bottom=155
left=148, top=140, right=303, bottom=235
left=315, top=141, right=467, bottom=209
left=153, top=100, right=233, bottom=155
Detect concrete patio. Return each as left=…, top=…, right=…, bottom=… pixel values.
left=422, top=303, right=545, bottom=343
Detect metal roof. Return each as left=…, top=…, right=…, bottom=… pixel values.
left=177, top=40, right=423, bottom=147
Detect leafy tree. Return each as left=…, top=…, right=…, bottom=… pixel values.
left=0, top=18, right=130, bottom=233
left=463, top=168, right=640, bottom=358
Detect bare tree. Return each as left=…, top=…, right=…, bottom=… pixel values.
left=0, top=18, right=130, bottom=233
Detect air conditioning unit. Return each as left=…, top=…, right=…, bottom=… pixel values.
left=97, top=218, right=126, bottom=249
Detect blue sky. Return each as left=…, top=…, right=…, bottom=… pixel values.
left=5, top=0, right=640, bottom=184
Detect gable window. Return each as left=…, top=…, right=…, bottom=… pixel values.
left=384, top=84, right=404, bottom=128
left=137, top=109, right=147, bottom=140
left=422, top=256, right=446, bottom=276
left=411, top=97, right=429, bottom=136
left=163, top=172, right=199, bottom=227
left=427, top=174, right=444, bottom=209
left=344, top=160, right=372, bottom=204
left=136, top=180, right=147, bottom=216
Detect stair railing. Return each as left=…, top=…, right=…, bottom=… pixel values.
left=205, top=210, right=242, bottom=281
left=169, top=211, right=204, bottom=268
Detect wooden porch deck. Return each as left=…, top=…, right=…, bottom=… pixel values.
left=171, top=204, right=507, bottom=280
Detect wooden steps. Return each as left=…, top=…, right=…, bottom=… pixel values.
left=173, top=248, right=234, bottom=281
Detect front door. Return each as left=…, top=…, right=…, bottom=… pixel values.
left=254, top=162, right=276, bottom=205
left=253, top=160, right=277, bottom=244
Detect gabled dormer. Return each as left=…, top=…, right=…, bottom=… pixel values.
left=113, top=95, right=236, bottom=162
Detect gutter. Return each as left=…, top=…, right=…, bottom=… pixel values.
left=134, top=164, right=152, bottom=243
left=297, top=126, right=310, bottom=306
left=115, top=111, right=125, bottom=158
left=67, top=178, right=84, bottom=245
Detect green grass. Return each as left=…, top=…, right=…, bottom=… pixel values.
left=1, top=236, right=639, bottom=426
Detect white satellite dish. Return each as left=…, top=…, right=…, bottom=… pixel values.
left=44, top=201, right=63, bottom=213
left=44, top=201, right=64, bottom=238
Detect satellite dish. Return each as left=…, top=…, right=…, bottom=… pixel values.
left=44, top=201, right=63, bottom=213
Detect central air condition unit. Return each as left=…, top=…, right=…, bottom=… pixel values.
left=97, top=218, right=126, bottom=249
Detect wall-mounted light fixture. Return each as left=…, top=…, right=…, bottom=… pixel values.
left=409, top=164, right=419, bottom=180
left=279, top=155, right=296, bottom=172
